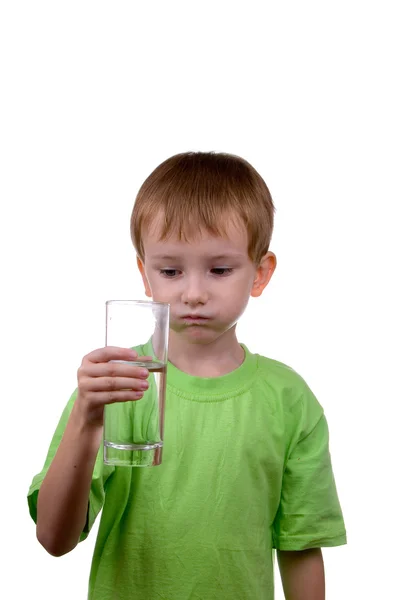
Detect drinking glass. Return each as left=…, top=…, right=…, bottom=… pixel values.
left=103, top=300, right=169, bottom=467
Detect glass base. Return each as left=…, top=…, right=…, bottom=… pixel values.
left=103, top=440, right=163, bottom=467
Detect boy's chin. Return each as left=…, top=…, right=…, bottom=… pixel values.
left=181, top=326, right=213, bottom=338
left=170, top=321, right=212, bottom=336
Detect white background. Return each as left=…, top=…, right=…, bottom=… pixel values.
left=1, top=1, right=399, bottom=598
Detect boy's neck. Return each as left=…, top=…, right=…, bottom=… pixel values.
left=167, top=329, right=245, bottom=377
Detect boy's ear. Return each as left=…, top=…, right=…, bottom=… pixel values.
left=250, top=252, right=277, bottom=298
left=136, top=257, right=152, bottom=298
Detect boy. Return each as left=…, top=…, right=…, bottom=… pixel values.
left=28, top=151, right=346, bottom=600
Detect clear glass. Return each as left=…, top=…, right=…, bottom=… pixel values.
left=103, top=300, right=170, bottom=467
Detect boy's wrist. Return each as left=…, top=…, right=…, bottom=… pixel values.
left=68, top=402, right=103, bottom=453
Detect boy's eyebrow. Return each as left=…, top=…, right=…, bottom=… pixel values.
left=149, top=253, right=244, bottom=261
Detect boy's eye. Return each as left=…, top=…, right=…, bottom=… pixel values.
left=159, top=268, right=233, bottom=277
left=211, top=268, right=233, bottom=276
left=160, top=269, right=180, bottom=277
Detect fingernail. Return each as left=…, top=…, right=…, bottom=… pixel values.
left=140, top=369, right=149, bottom=377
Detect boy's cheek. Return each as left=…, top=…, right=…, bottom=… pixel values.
left=141, top=276, right=153, bottom=298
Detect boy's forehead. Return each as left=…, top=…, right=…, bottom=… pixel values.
left=143, top=215, right=248, bottom=257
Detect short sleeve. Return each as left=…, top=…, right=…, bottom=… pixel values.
left=27, top=389, right=115, bottom=542
left=272, top=384, right=347, bottom=551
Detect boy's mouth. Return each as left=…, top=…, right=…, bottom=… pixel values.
left=181, top=314, right=210, bottom=324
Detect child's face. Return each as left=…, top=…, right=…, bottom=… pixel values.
left=137, top=216, right=276, bottom=344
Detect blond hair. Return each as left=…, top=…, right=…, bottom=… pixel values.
left=130, top=151, right=275, bottom=265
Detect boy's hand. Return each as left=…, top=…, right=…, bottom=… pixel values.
left=75, top=347, right=151, bottom=426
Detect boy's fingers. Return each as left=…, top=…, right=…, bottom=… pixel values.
left=87, top=376, right=149, bottom=393
left=89, top=349, right=154, bottom=364
left=86, top=347, right=138, bottom=364
left=97, top=390, right=146, bottom=404
left=84, top=347, right=153, bottom=365
left=80, top=350, right=153, bottom=380
left=82, top=361, right=150, bottom=381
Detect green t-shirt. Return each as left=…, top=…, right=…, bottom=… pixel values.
left=28, top=344, right=346, bottom=600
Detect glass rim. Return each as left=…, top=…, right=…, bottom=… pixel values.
left=106, top=299, right=170, bottom=308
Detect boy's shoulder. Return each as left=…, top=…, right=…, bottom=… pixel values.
left=251, top=349, right=322, bottom=415
left=254, top=351, right=307, bottom=389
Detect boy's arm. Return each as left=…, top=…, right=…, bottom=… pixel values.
left=277, top=549, right=325, bottom=600
left=36, top=404, right=102, bottom=557
left=36, top=346, right=151, bottom=557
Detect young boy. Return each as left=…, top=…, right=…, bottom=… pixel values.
left=28, top=151, right=346, bottom=600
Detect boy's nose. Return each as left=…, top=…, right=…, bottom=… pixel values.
left=181, top=277, right=208, bottom=306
